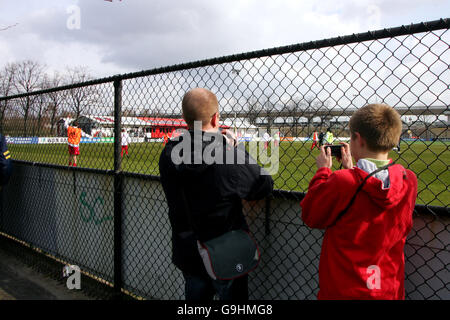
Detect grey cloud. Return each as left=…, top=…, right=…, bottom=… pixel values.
left=19, top=0, right=246, bottom=71
left=337, top=0, right=448, bottom=27
left=8, top=0, right=447, bottom=79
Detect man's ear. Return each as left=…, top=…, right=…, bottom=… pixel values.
left=211, top=112, right=219, bottom=128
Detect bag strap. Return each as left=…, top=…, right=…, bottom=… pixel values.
left=330, top=162, right=395, bottom=227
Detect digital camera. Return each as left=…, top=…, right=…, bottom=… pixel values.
left=325, top=145, right=342, bottom=157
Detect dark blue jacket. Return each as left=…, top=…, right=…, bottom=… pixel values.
left=0, top=134, right=12, bottom=186
left=159, top=131, right=273, bottom=276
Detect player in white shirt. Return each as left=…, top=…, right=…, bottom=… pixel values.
left=121, top=129, right=130, bottom=157
left=263, top=131, right=271, bottom=150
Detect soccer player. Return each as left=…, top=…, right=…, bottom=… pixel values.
left=318, top=131, right=325, bottom=147
left=263, top=131, right=270, bottom=150
left=67, top=121, right=82, bottom=167
left=163, top=132, right=170, bottom=146
left=325, top=128, right=334, bottom=145
left=273, top=131, right=280, bottom=147
left=311, top=131, right=319, bottom=150
left=121, top=128, right=129, bottom=157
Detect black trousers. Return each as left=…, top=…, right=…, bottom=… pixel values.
left=182, top=271, right=249, bottom=301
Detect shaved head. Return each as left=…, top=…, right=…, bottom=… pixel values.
left=182, top=88, right=219, bottom=129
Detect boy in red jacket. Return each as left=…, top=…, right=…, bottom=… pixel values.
left=300, top=104, right=417, bottom=300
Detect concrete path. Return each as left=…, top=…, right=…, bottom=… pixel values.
left=0, top=246, right=92, bottom=300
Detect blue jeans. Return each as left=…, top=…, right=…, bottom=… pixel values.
left=183, top=272, right=248, bottom=301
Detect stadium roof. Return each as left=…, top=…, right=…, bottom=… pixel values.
left=139, top=117, right=187, bottom=127
left=157, top=105, right=449, bottom=120
left=76, top=115, right=230, bottom=128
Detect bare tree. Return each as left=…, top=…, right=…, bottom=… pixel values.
left=33, top=89, right=48, bottom=136
left=261, top=98, right=277, bottom=131
left=66, top=66, right=99, bottom=119
left=301, top=95, right=319, bottom=136
left=13, top=60, right=44, bottom=136
left=245, top=97, right=262, bottom=125
left=43, top=72, right=66, bottom=135
left=284, top=95, right=306, bottom=137
left=0, top=63, right=17, bottom=132
left=122, top=107, right=137, bottom=117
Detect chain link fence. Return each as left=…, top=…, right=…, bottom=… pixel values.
left=0, top=19, right=448, bottom=300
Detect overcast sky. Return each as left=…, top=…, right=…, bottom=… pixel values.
left=0, top=0, right=448, bottom=78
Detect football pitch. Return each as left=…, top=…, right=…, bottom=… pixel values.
left=9, top=140, right=449, bottom=207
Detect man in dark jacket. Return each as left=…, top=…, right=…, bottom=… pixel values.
left=159, top=88, right=273, bottom=301
left=0, top=133, right=12, bottom=191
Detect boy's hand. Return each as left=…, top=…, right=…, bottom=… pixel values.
left=336, top=142, right=353, bottom=169
left=316, top=146, right=332, bottom=169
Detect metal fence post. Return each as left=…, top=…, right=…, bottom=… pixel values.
left=113, top=78, right=123, bottom=299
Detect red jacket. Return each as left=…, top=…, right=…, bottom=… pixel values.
left=300, top=163, right=417, bottom=300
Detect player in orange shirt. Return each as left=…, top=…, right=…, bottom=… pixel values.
left=67, top=121, right=82, bottom=167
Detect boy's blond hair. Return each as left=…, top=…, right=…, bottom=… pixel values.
left=349, top=104, right=402, bottom=152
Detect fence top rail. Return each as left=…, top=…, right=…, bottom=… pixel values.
left=0, top=18, right=448, bottom=102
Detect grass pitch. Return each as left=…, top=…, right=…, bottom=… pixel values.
left=9, top=140, right=449, bottom=206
